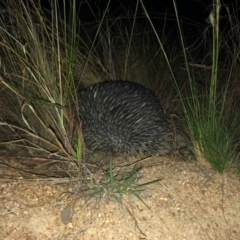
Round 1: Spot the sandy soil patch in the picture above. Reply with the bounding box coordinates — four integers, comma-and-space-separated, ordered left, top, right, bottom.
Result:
0, 156, 240, 240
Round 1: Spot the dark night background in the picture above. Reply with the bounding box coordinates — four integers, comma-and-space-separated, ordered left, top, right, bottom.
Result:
37, 0, 239, 52
38, 0, 239, 25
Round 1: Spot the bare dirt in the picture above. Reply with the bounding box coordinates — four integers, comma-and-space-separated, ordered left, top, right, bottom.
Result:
0, 156, 240, 240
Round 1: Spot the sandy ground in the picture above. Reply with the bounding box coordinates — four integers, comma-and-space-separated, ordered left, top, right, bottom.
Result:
0, 156, 240, 240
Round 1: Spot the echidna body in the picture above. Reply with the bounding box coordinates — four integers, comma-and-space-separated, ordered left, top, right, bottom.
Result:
78, 80, 174, 155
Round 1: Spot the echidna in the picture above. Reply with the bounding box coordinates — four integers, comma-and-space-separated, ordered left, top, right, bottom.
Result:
78, 80, 174, 155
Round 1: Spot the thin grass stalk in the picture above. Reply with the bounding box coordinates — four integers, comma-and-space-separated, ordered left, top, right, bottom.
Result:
209, 0, 221, 129
139, 0, 175, 81
123, 0, 139, 80
78, 0, 111, 85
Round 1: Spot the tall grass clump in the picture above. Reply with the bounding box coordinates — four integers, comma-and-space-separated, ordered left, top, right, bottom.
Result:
0, 0, 87, 178
141, 0, 240, 173
179, 0, 240, 173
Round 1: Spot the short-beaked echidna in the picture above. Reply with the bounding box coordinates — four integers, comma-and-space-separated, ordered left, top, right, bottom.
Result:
78, 80, 174, 155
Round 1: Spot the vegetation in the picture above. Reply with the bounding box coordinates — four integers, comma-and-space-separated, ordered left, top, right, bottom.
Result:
0, 0, 239, 206
171, 0, 240, 173
140, 0, 240, 173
